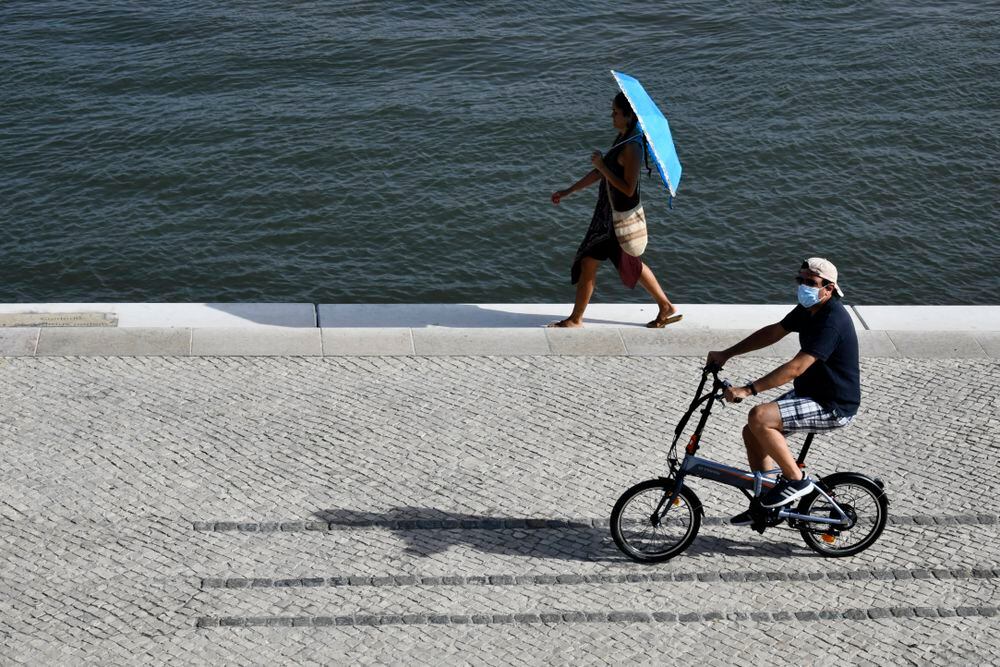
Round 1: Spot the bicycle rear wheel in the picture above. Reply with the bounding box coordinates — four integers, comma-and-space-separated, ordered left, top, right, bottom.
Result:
611, 479, 701, 563
797, 472, 888, 557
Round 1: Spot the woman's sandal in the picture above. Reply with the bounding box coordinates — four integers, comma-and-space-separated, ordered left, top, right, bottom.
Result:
646, 313, 683, 328
546, 319, 578, 328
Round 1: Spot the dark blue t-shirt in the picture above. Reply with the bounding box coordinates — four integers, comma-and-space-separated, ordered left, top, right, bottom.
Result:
779, 299, 861, 417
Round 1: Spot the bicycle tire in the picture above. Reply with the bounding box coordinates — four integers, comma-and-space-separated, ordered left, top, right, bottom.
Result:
797, 472, 888, 557
611, 478, 701, 563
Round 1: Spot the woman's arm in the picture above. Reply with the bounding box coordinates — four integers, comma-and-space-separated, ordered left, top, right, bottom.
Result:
551, 169, 600, 205
592, 142, 640, 197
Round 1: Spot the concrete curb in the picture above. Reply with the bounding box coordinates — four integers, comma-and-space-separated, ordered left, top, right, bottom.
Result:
0, 303, 315, 328
0, 303, 998, 357
0, 327, 997, 358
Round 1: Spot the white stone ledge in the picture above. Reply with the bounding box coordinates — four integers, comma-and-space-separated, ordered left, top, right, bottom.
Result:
0, 303, 315, 328
2, 327, 996, 359
412, 328, 551, 356
191, 328, 322, 356
0, 303, 998, 357
853, 305, 1000, 331
0, 328, 40, 356
321, 328, 414, 356
35, 328, 191, 356
317, 303, 864, 330
1, 302, 998, 331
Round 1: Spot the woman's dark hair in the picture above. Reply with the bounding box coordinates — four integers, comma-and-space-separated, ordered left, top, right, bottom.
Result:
613, 92, 651, 178
613, 92, 637, 133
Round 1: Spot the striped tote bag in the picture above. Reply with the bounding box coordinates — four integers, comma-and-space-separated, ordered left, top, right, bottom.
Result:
605, 179, 648, 257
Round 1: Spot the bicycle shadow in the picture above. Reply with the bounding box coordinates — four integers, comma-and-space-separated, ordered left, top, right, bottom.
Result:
683, 534, 813, 559
313, 507, 611, 563
311, 507, 815, 563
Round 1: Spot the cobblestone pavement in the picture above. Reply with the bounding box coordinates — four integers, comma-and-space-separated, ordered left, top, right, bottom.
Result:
1, 355, 998, 665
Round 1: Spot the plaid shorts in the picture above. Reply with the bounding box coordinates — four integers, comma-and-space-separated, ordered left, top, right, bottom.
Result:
775, 389, 853, 433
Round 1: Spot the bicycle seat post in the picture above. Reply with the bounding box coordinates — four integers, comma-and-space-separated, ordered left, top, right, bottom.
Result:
796, 433, 816, 467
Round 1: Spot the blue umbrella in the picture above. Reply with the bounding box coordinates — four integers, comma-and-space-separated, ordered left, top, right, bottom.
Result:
611, 70, 682, 200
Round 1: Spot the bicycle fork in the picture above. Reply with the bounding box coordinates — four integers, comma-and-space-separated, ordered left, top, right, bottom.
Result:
650, 476, 688, 527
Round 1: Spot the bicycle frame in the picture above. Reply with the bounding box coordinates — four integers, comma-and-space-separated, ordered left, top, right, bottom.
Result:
657, 367, 851, 528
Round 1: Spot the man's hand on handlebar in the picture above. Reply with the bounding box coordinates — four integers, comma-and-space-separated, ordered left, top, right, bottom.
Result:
724, 385, 752, 403
706, 350, 729, 371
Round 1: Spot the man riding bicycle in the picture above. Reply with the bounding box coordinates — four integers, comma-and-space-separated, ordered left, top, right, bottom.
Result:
706, 258, 860, 525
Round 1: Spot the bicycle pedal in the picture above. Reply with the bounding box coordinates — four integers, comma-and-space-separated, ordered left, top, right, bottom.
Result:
748, 507, 784, 533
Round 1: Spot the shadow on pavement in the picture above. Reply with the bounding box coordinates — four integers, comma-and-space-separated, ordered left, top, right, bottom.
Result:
312, 507, 815, 563
683, 534, 812, 559
313, 507, 611, 562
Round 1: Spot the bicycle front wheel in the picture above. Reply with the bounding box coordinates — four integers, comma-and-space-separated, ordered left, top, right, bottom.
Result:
611, 479, 701, 563
797, 472, 889, 557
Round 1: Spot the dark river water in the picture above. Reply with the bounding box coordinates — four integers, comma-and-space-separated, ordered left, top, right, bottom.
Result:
2, 1, 997, 304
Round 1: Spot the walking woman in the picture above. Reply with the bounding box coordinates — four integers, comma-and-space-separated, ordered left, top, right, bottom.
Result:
549, 92, 681, 328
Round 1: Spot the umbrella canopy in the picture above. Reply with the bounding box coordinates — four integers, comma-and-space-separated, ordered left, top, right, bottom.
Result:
611, 70, 682, 198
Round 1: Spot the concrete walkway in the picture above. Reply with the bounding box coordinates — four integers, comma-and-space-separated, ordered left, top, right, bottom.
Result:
0, 303, 999, 357
2, 302, 999, 663
2, 350, 999, 664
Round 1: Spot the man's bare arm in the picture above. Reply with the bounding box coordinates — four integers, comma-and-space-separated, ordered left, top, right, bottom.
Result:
751, 350, 817, 393
723, 350, 818, 402
708, 323, 788, 367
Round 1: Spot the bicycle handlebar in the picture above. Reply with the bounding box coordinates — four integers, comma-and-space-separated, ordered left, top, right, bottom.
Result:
671, 363, 740, 447
702, 364, 741, 403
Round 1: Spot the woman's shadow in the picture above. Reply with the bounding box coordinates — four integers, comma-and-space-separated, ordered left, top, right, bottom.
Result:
311, 507, 808, 563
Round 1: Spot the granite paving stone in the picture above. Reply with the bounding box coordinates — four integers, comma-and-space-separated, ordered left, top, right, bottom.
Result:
1, 355, 997, 664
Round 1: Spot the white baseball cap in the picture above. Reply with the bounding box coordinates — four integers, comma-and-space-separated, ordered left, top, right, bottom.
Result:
803, 257, 844, 297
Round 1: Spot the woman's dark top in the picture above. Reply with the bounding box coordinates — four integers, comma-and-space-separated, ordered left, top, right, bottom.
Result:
605, 137, 641, 212
570, 130, 643, 288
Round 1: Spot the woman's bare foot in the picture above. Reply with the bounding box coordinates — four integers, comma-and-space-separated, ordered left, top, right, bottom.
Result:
546, 318, 583, 328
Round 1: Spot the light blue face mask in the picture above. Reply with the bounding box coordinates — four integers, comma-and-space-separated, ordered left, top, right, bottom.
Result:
797, 284, 822, 308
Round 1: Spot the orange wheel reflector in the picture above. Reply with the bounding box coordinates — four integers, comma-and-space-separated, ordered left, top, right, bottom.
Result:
821, 534, 836, 544
673, 497, 681, 506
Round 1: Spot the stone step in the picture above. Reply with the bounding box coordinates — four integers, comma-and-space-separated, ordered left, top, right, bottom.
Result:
194, 574, 1000, 629
201, 563, 1000, 592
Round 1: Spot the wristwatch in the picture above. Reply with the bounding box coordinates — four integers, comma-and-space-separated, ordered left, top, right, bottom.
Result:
744, 382, 758, 396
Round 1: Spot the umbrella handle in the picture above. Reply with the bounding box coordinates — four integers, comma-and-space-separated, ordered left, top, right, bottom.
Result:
607, 134, 643, 153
